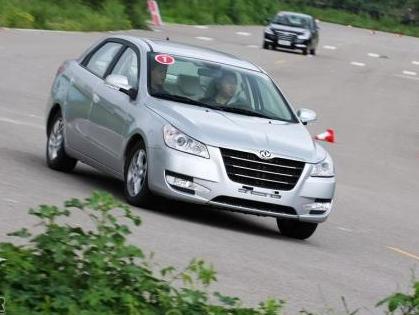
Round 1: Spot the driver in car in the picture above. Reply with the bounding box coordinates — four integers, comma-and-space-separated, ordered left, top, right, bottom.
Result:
201, 70, 238, 106
150, 61, 169, 94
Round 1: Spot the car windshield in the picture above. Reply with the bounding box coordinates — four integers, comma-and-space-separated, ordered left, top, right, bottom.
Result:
272, 14, 310, 29
147, 52, 297, 123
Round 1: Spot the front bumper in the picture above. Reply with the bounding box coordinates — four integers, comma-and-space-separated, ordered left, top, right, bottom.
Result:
264, 33, 309, 49
148, 145, 335, 223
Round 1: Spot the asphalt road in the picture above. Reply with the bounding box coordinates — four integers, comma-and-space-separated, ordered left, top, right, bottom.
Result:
1, 22, 419, 314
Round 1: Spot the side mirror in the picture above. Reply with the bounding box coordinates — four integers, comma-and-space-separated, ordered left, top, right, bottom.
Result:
297, 108, 317, 125
105, 74, 137, 99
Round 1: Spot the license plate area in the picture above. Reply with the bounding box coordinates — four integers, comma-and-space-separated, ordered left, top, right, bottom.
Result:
278, 40, 291, 46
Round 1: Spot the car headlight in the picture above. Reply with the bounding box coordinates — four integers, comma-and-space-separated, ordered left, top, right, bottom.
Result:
163, 125, 209, 159
264, 27, 274, 35
297, 32, 310, 40
310, 154, 335, 177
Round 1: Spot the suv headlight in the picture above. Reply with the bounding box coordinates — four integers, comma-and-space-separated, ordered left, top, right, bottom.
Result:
310, 154, 335, 177
163, 125, 209, 159
297, 31, 310, 40
264, 27, 274, 35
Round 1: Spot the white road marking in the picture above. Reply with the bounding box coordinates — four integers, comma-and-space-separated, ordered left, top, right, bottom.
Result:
246, 44, 259, 48
152, 29, 162, 32
195, 36, 213, 41
403, 70, 417, 76
0, 108, 42, 119
0, 117, 43, 129
236, 31, 251, 36
2, 198, 18, 204
351, 61, 366, 67
395, 74, 419, 81
337, 226, 353, 232
412, 61, 419, 65
323, 45, 336, 50
367, 53, 380, 58
194, 25, 208, 29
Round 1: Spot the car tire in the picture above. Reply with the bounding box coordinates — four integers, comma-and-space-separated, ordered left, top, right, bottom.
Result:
263, 42, 270, 49
124, 140, 153, 207
46, 111, 77, 172
276, 218, 318, 240
310, 48, 316, 55
302, 48, 308, 55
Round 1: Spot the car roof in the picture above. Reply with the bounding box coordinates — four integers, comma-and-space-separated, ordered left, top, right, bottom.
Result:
118, 36, 261, 72
277, 11, 313, 19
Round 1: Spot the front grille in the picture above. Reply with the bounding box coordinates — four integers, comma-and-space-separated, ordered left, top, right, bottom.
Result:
220, 148, 305, 191
211, 196, 297, 215
276, 31, 297, 42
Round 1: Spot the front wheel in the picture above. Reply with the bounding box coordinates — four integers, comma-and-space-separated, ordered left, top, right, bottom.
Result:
276, 218, 318, 240
302, 48, 308, 55
46, 112, 77, 172
124, 141, 153, 207
310, 48, 316, 55
263, 41, 270, 49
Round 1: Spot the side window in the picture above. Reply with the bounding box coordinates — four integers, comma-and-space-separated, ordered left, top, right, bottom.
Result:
86, 42, 123, 78
110, 48, 139, 88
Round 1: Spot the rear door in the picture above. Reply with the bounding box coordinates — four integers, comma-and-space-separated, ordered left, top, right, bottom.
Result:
88, 43, 140, 173
65, 41, 123, 154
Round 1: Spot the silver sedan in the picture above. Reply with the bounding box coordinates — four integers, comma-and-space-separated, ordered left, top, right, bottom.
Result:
45, 35, 336, 239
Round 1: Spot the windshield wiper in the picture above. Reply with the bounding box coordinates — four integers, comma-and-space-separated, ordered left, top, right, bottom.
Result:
152, 93, 220, 110
218, 107, 274, 120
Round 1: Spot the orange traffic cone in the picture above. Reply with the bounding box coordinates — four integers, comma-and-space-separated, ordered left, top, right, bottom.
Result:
315, 129, 335, 143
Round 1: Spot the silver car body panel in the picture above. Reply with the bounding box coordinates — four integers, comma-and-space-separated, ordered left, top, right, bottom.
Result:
46, 35, 336, 223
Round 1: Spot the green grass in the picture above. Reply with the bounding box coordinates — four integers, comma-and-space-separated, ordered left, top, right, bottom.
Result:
0, 0, 147, 31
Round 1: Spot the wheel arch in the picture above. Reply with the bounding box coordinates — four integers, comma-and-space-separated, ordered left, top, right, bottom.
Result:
46, 103, 62, 135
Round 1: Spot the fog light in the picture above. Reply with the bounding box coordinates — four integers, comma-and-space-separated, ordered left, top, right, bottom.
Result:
303, 202, 332, 212
166, 174, 210, 193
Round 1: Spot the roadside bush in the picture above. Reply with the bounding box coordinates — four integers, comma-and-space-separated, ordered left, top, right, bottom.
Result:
0, 192, 283, 314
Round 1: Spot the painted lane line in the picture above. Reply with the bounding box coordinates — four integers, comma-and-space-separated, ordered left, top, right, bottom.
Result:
236, 31, 251, 36
403, 70, 417, 76
246, 44, 259, 48
337, 226, 353, 232
3, 198, 18, 204
368, 52, 380, 58
194, 25, 209, 29
387, 246, 419, 262
195, 36, 213, 41
275, 59, 286, 64
0, 117, 43, 129
395, 74, 419, 81
351, 61, 366, 67
412, 61, 419, 65
323, 45, 336, 50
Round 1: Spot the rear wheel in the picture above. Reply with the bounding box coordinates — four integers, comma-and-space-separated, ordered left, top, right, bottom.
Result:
310, 48, 316, 55
276, 218, 318, 240
46, 112, 77, 172
302, 48, 308, 55
124, 141, 153, 207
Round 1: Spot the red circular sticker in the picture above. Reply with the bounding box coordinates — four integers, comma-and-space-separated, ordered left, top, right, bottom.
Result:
154, 54, 175, 65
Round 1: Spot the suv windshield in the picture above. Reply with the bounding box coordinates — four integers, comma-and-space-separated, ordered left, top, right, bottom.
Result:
272, 14, 310, 29
148, 52, 297, 123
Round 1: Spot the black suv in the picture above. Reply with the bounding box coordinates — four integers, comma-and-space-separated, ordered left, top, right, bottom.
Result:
263, 11, 319, 55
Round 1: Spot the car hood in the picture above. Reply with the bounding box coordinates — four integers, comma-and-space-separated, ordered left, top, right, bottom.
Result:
270, 24, 307, 35
146, 99, 325, 163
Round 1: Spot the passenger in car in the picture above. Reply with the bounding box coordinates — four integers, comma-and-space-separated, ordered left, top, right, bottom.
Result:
201, 70, 238, 106
150, 62, 169, 94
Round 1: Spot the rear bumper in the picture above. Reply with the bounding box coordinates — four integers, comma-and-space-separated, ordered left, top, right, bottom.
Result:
147, 145, 336, 223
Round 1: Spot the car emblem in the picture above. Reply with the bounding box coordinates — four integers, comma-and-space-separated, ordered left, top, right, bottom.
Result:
259, 150, 272, 159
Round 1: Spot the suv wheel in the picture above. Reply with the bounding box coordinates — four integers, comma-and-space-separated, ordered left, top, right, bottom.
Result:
124, 141, 153, 207
276, 218, 318, 240
46, 112, 77, 172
